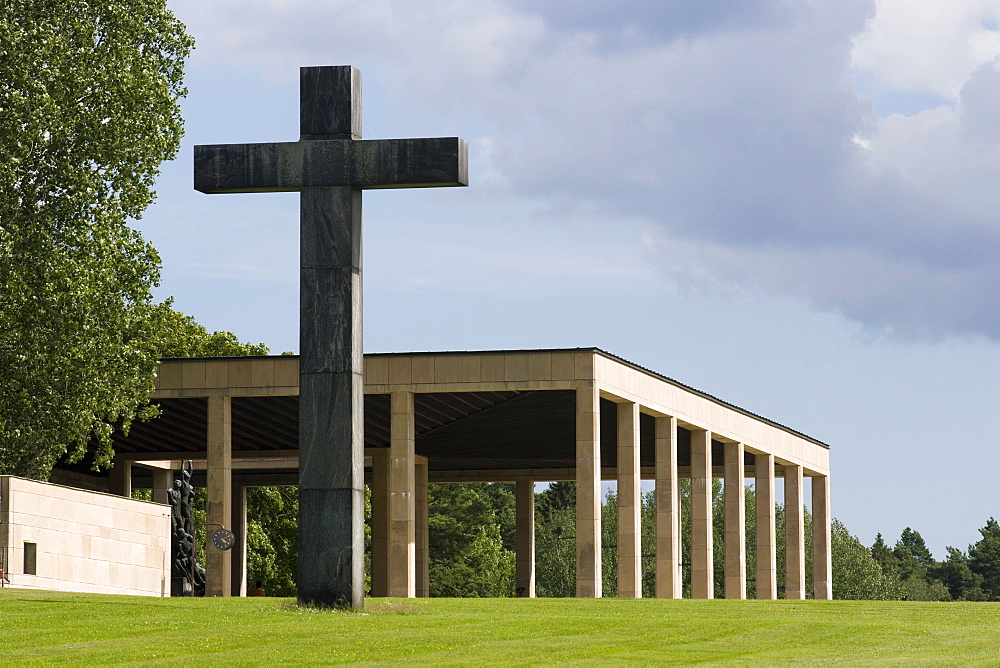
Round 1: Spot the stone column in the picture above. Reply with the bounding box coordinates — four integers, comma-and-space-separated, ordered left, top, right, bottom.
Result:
108, 461, 132, 497
369, 448, 389, 597
515, 479, 536, 598
617, 401, 641, 598
655, 415, 681, 599
690, 429, 713, 599
754, 452, 777, 599
724, 441, 746, 599
297, 181, 365, 608
230, 484, 248, 597
151, 469, 173, 505
415, 455, 430, 598
812, 475, 832, 600
388, 391, 416, 598
576, 383, 602, 598
784, 464, 805, 600
206, 393, 232, 597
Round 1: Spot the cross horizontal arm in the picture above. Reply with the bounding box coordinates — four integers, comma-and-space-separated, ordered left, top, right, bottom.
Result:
194, 137, 468, 193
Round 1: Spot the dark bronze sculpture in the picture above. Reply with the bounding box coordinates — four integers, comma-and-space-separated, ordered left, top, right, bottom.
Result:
168, 460, 205, 596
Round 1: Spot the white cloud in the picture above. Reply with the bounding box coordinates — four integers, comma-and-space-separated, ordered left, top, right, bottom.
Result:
852, 0, 1000, 99
167, 0, 1000, 341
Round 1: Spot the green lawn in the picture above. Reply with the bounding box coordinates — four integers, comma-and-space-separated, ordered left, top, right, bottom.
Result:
2, 589, 999, 665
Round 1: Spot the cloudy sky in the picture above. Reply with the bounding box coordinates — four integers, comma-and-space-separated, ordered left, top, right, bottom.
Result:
144, 0, 1000, 557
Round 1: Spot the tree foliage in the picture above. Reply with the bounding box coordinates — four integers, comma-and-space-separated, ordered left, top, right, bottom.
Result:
968, 518, 1000, 600
0, 0, 193, 479
833, 520, 904, 600
930, 546, 986, 601
427, 483, 515, 597
157, 310, 270, 358
246, 486, 298, 597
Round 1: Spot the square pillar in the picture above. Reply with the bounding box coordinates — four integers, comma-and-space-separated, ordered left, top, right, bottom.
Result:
655, 415, 681, 599
617, 401, 641, 598
812, 475, 832, 600
369, 449, 389, 597
388, 391, 416, 598
296, 183, 365, 609
690, 429, 713, 599
206, 393, 232, 597
515, 479, 536, 597
575, 383, 602, 598
230, 484, 248, 597
415, 455, 429, 598
784, 464, 805, 600
723, 442, 746, 599
108, 461, 132, 498
151, 469, 173, 505
755, 452, 777, 599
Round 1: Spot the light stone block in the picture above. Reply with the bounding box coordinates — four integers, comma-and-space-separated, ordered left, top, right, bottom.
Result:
551, 353, 575, 380
481, 354, 505, 382
205, 394, 232, 597
574, 351, 594, 380
388, 391, 416, 597
755, 452, 777, 599
205, 361, 230, 388
515, 480, 536, 598
155, 363, 184, 390
433, 356, 458, 384
251, 359, 276, 387
388, 357, 412, 385
575, 384, 602, 598
504, 354, 529, 381
527, 353, 552, 381
229, 360, 253, 388
784, 464, 806, 600
723, 441, 746, 599
1, 476, 170, 596
411, 356, 434, 383
364, 356, 388, 385
181, 362, 207, 389
454, 356, 481, 382
690, 429, 713, 599
617, 401, 641, 598
655, 415, 681, 599
812, 475, 833, 600
274, 358, 300, 387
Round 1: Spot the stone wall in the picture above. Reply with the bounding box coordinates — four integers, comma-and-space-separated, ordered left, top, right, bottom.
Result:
0, 476, 171, 596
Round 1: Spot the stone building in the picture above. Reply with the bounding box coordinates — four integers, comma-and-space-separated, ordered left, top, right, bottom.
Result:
0, 476, 171, 596
52, 347, 831, 600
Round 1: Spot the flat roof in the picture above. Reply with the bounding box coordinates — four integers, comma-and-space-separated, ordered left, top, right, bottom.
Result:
159, 347, 828, 449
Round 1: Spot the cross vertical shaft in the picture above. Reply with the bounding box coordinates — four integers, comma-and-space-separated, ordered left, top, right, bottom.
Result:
297, 186, 364, 607
297, 67, 364, 607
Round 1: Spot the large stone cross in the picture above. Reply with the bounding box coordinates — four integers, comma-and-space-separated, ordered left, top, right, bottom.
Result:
194, 66, 467, 607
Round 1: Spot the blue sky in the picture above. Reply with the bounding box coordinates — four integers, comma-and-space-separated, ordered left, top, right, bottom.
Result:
143, 0, 1000, 557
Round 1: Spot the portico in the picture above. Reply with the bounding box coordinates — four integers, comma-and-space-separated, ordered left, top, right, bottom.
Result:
95, 347, 831, 600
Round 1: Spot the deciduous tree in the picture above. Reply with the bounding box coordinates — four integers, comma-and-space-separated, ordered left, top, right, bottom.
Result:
832, 520, 903, 600
0, 0, 193, 479
157, 310, 269, 358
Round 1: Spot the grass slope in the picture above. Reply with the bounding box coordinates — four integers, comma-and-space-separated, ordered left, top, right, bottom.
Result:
3, 589, 1000, 665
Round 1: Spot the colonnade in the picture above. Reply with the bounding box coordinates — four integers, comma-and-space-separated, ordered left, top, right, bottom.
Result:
572, 384, 832, 599
110, 385, 832, 600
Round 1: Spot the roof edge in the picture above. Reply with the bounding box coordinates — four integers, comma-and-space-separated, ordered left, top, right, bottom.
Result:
157, 347, 829, 449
